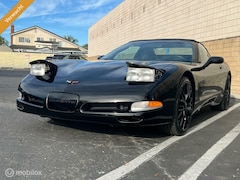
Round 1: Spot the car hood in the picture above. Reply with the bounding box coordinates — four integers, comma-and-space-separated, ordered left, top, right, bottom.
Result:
53, 59, 179, 83
21, 60, 181, 102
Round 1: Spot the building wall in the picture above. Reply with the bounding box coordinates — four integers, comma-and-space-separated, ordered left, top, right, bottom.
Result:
203, 37, 240, 94
89, 0, 240, 56
89, 0, 240, 94
0, 52, 51, 69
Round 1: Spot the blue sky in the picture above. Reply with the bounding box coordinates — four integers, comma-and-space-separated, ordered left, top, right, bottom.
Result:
0, 0, 123, 46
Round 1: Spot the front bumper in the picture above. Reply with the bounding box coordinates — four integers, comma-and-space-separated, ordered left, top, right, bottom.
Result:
16, 97, 172, 126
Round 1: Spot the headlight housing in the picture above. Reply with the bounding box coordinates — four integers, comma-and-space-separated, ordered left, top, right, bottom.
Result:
126, 67, 155, 82
29, 60, 58, 82
30, 64, 46, 76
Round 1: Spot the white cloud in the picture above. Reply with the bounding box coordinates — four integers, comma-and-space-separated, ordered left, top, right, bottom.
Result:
0, 2, 11, 17
45, 12, 106, 27
19, 0, 120, 18
0, 2, 7, 9
77, 0, 114, 11
15, 0, 122, 29
19, 0, 74, 18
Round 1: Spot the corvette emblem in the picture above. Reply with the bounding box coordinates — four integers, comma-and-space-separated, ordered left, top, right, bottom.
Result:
66, 80, 80, 85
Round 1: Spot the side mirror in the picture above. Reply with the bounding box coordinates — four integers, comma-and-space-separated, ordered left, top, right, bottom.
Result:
207, 56, 224, 64
98, 55, 104, 60
191, 56, 224, 71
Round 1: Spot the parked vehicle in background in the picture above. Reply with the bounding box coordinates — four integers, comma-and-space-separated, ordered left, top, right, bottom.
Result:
45, 56, 53, 60
45, 54, 87, 61
52, 54, 87, 60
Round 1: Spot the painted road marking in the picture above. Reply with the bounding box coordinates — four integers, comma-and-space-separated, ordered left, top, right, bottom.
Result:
96, 103, 240, 180
179, 122, 240, 180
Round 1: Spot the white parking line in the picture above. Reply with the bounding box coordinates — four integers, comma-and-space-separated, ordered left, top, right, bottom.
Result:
96, 103, 240, 180
179, 122, 240, 180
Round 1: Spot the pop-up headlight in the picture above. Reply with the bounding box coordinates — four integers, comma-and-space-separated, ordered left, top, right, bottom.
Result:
30, 64, 46, 76
126, 67, 155, 82
29, 60, 57, 82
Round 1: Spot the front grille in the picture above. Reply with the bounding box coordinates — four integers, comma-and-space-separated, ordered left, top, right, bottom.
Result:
81, 102, 131, 113
47, 92, 79, 112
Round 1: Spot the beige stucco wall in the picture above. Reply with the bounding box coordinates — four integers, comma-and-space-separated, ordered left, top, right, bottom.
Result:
0, 52, 51, 69
203, 37, 240, 94
89, 0, 240, 56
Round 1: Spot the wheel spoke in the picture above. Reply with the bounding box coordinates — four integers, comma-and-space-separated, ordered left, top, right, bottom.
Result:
178, 111, 186, 130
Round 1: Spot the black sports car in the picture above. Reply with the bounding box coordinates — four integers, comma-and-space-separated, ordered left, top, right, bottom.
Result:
17, 39, 231, 135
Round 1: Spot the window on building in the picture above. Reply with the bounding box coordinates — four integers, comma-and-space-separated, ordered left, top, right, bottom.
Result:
49, 38, 56, 42
19, 37, 31, 43
19, 37, 24, 42
25, 38, 30, 43
37, 37, 44, 41
59, 41, 64, 47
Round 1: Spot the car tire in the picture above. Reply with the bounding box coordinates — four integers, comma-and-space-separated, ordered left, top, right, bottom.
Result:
161, 77, 193, 136
212, 74, 231, 111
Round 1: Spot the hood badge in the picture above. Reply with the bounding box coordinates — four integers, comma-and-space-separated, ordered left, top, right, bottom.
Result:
66, 80, 80, 85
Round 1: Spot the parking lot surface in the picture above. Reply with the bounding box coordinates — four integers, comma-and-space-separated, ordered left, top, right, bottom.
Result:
0, 69, 239, 180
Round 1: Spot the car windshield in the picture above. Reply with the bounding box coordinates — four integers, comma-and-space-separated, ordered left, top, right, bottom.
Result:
100, 40, 194, 62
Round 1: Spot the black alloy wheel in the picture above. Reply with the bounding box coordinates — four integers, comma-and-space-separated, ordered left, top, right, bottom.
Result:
170, 77, 194, 135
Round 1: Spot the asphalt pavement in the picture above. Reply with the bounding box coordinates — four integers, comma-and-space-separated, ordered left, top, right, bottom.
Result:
0, 69, 239, 180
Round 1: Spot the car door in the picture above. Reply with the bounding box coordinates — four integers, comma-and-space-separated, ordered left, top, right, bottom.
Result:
197, 43, 225, 102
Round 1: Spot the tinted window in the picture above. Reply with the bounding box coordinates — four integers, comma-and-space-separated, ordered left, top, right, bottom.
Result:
113, 46, 140, 60
198, 43, 210, 63
101, 40, 194, 62
154, 47, 193, 55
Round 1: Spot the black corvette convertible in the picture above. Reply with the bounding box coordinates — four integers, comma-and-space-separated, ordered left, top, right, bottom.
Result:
17, 39, 231, 135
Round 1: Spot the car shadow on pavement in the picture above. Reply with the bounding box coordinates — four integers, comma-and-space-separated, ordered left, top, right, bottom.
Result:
48, 119, 168, 138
